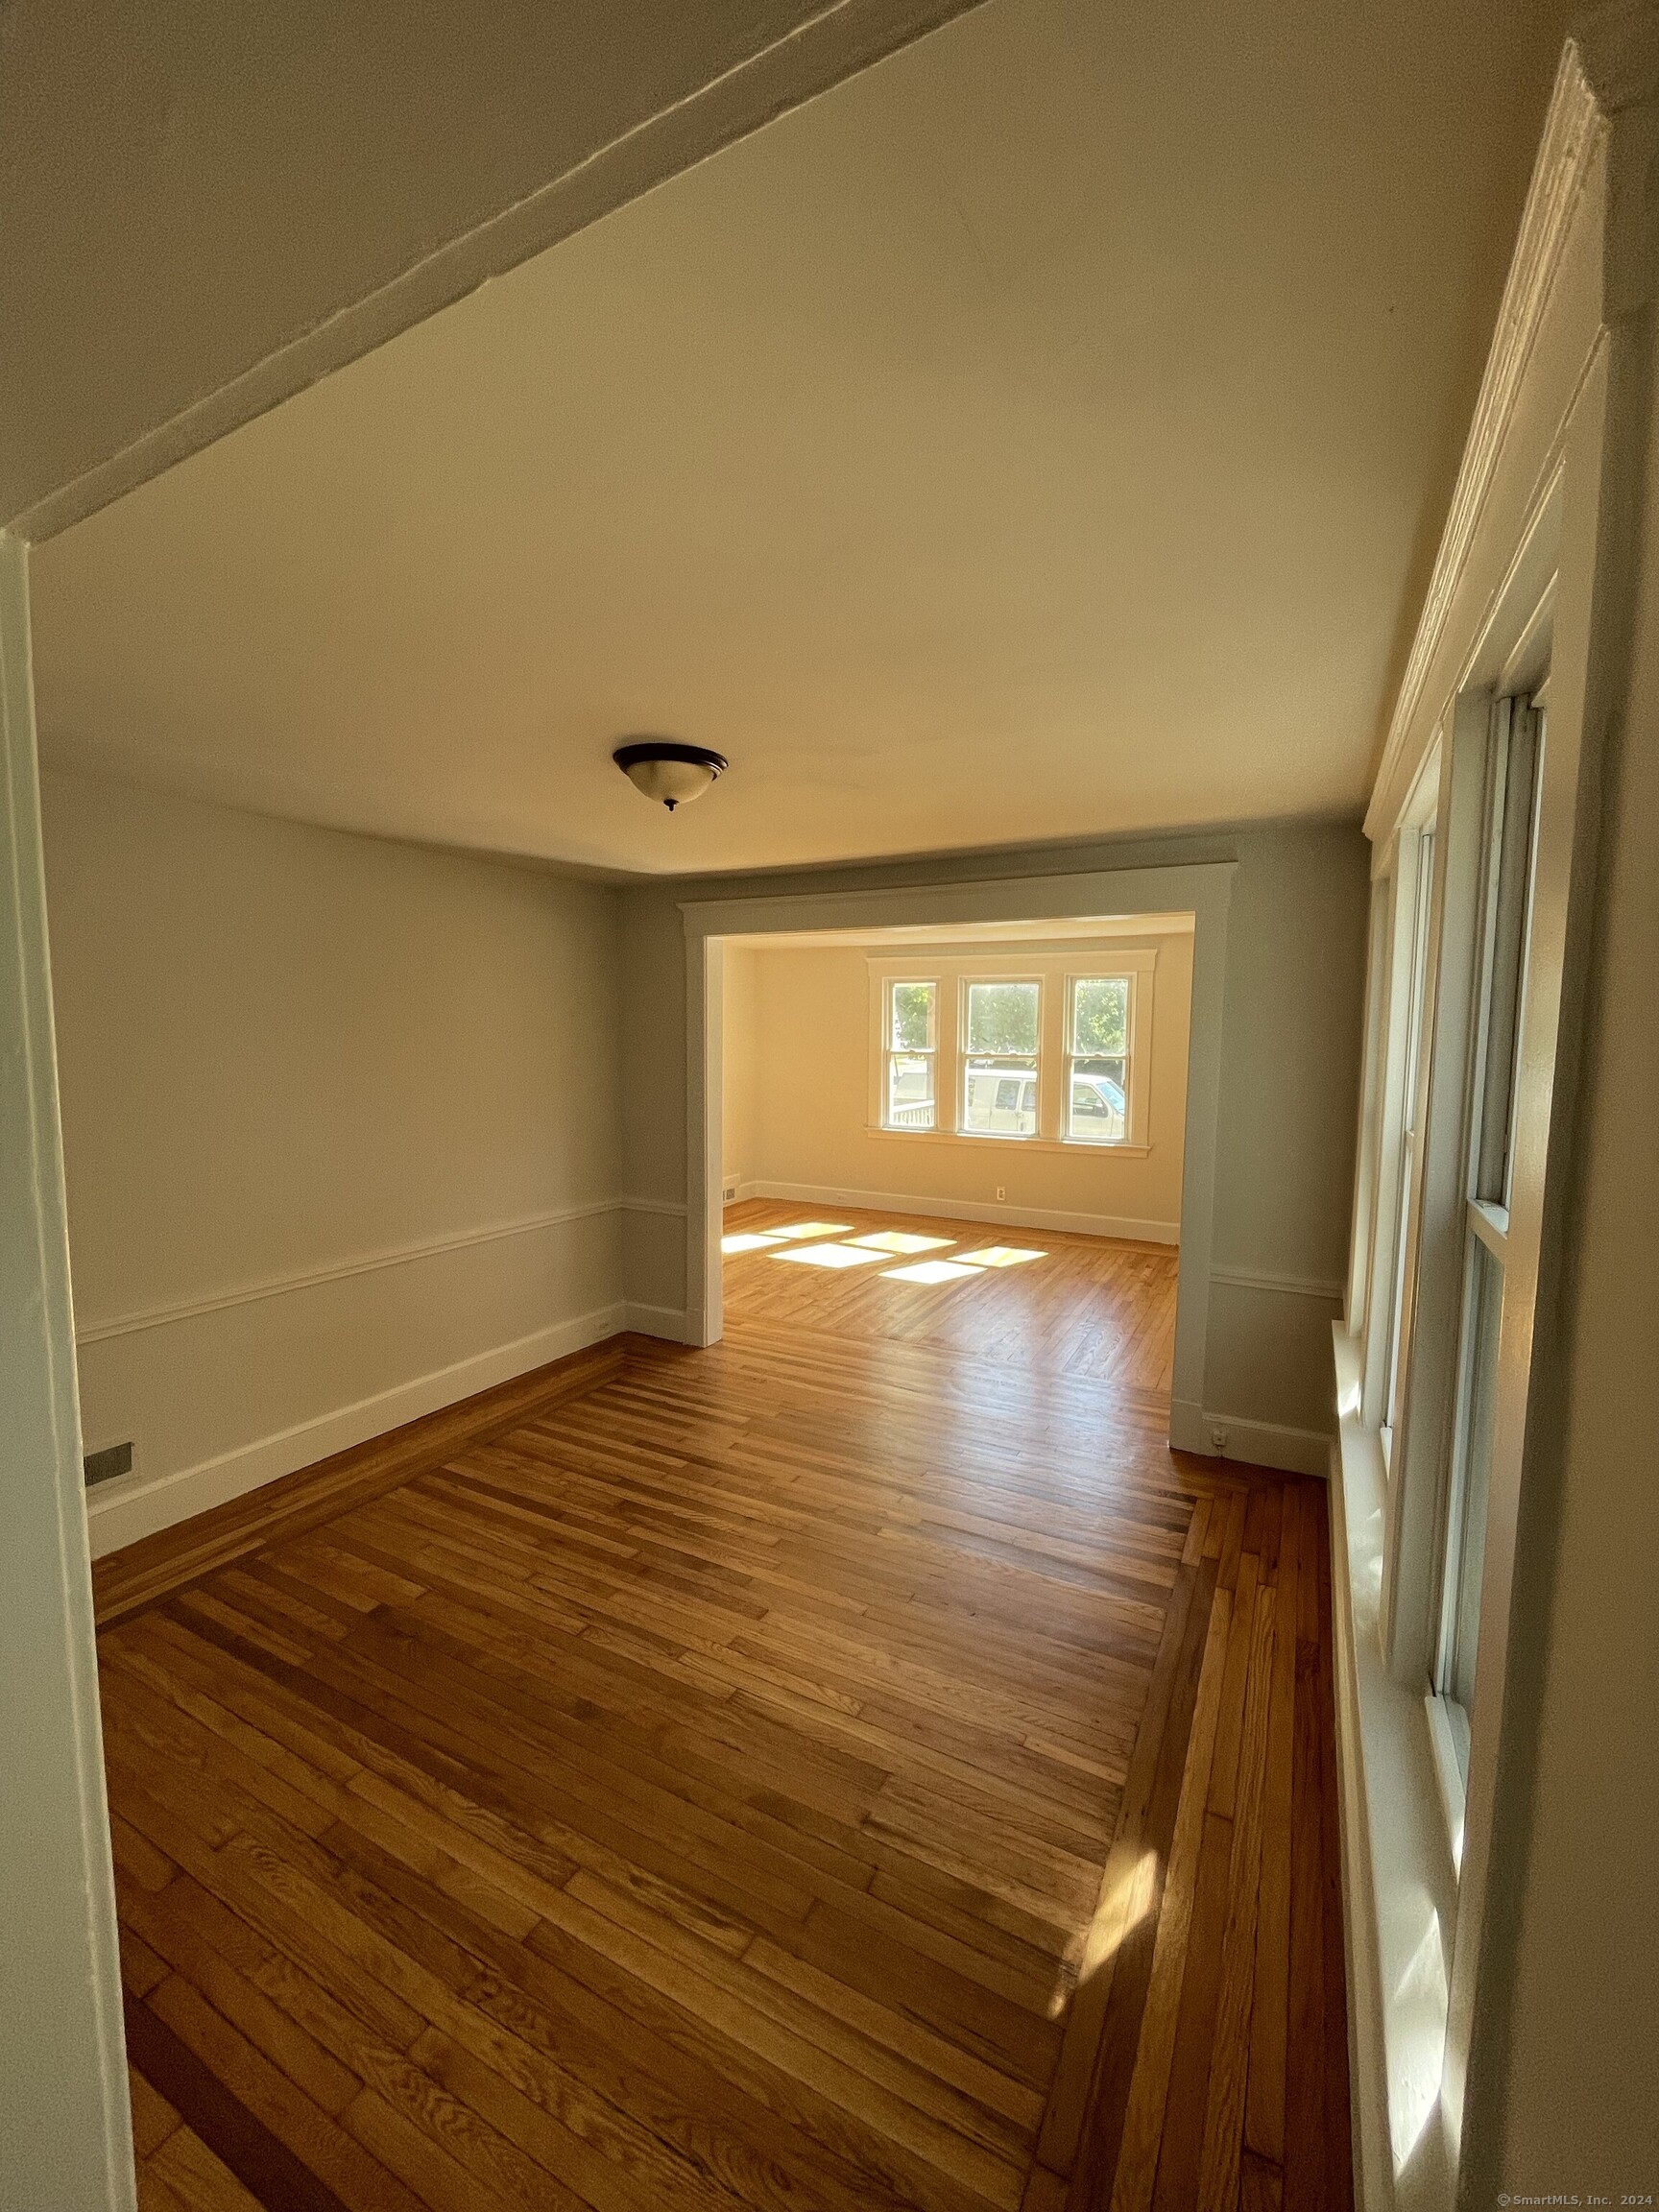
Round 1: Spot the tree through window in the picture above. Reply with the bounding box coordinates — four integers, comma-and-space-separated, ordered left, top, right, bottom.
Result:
1068, 976, 1129, 1142
881, 979, 937, 1128
962, 981, 1040, 1137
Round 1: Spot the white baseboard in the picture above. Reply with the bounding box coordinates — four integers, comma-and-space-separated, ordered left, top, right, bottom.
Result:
85, 1301, 627, 1558
1169, 1396, 1332, 1478
734, 1179, 1180, 1246
624, 1303, 689, 1342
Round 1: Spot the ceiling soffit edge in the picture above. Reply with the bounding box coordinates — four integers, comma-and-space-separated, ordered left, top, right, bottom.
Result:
8, 0, 989, 544
1363, 35, 1613, 843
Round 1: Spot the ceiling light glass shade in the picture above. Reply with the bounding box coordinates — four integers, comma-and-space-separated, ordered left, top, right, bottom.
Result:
613, 739, 729, 810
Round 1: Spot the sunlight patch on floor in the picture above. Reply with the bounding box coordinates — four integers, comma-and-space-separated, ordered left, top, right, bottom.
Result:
774, 1241, 887, 1268
848, 1230, 954, 1253
1055, 1844, 1162, 2017
729, 1218, 1054, 1286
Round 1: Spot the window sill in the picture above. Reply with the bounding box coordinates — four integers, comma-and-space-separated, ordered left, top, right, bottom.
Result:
1424, 1692, 1467, 1874
1329, 1326, 1459, 2208
868, 1126, 1151, 1159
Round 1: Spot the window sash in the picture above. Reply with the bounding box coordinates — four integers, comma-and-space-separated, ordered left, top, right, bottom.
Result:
1435, 1226, 1504, 1773
1431, 689, 1543, 1790
881, 979, 937, 1129
959, 1052, 1039, 1138
1471, 700, 1543, 1207
1384, 827, 1437, 1439
1065, 974, 1133, 1144
958, 978, 1041, 1138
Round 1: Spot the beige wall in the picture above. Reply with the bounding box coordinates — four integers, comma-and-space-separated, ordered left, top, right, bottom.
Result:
41, 770, 624, 1551
722, 933, 1191, 1238
622, 816, 1370, 1454
721, 941, 761, 1197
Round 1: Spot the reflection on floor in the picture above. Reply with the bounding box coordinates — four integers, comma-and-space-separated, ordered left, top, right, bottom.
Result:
95, 1205, 1350, 2212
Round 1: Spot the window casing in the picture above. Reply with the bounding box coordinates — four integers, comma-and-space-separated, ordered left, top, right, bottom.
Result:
868, 946, 1161, 1151
1350, 670, 1551, 1869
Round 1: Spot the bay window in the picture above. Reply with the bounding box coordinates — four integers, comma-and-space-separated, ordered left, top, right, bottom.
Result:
868, 946, 1161, 1150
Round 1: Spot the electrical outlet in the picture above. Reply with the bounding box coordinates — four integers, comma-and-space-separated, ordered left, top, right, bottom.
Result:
996, 1186, 1006, 1201
1209, 1424, 1229, 1454
722, 1178, 739, 1202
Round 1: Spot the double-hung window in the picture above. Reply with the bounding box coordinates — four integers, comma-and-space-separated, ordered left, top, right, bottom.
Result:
1433, 690, 1544, 1788
960, 980, 1040, 1138
869, 945, 1162, 1147
1067, 975, 1130, 1142
881, 979, 937, 1130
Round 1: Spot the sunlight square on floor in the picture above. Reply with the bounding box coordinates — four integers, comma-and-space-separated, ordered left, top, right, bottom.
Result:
754, 1220, 853, 1240
880, 1259, 984, 1284
773, 1241, 887, 1267
722, 1232, 789, 1253
954, 1245, 1046, 1267
848, 1230, 955, 1253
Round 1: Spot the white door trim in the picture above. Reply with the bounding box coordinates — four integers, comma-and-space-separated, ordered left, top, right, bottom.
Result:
678, 861, 1236, 1454
0, 533, 133, 2210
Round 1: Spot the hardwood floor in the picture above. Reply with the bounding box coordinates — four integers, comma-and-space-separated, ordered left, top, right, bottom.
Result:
97, 1203, 1351, 2211
719, 1202, 1179, 1394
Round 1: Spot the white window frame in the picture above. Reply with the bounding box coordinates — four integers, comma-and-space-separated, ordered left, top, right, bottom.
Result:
1063, 972, 1137, 1146
878, 975, 939, 1132
865, 945, 1158, 1153
1358, 749, 1440, 1443
957, 971, 1045, 1141
1425, 680, 1546, 1843
1335, 406, 1595, 2200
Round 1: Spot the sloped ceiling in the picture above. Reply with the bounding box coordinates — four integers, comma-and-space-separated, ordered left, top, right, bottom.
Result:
30, 0, 1574, 876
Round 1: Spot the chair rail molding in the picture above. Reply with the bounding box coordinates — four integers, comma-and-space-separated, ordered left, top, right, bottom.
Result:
74, 1196, 625, 1345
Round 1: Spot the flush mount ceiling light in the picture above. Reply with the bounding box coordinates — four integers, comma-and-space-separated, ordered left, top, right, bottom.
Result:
612, 738, 729, 811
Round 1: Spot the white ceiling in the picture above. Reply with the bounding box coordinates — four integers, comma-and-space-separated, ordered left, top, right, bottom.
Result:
30, 0, 1570, 878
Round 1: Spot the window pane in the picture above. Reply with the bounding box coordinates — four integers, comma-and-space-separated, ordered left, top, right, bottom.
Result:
1386, 827, 1436, 1427
966, 981, 1039, 1056
1476, 702, 1542, 1204
963, 1057, 1038, 1135
1443, 1237, 1503, 1753
1069, 1056, 1126, 1141
890, 980, 935, 1053
1071, 977, 1127, 1055
886, 1052, 935, 1129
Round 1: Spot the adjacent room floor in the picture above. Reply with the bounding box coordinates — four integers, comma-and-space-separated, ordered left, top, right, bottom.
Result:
95, 1203, 1352, 2212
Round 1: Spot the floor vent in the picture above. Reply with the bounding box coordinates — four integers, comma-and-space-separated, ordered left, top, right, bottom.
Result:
84, 1440, 133, 1488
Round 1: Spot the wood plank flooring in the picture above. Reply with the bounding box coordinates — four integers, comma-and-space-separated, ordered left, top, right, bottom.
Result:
720, 1205, 1179, 1394
97, 1202, 1351, 2211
